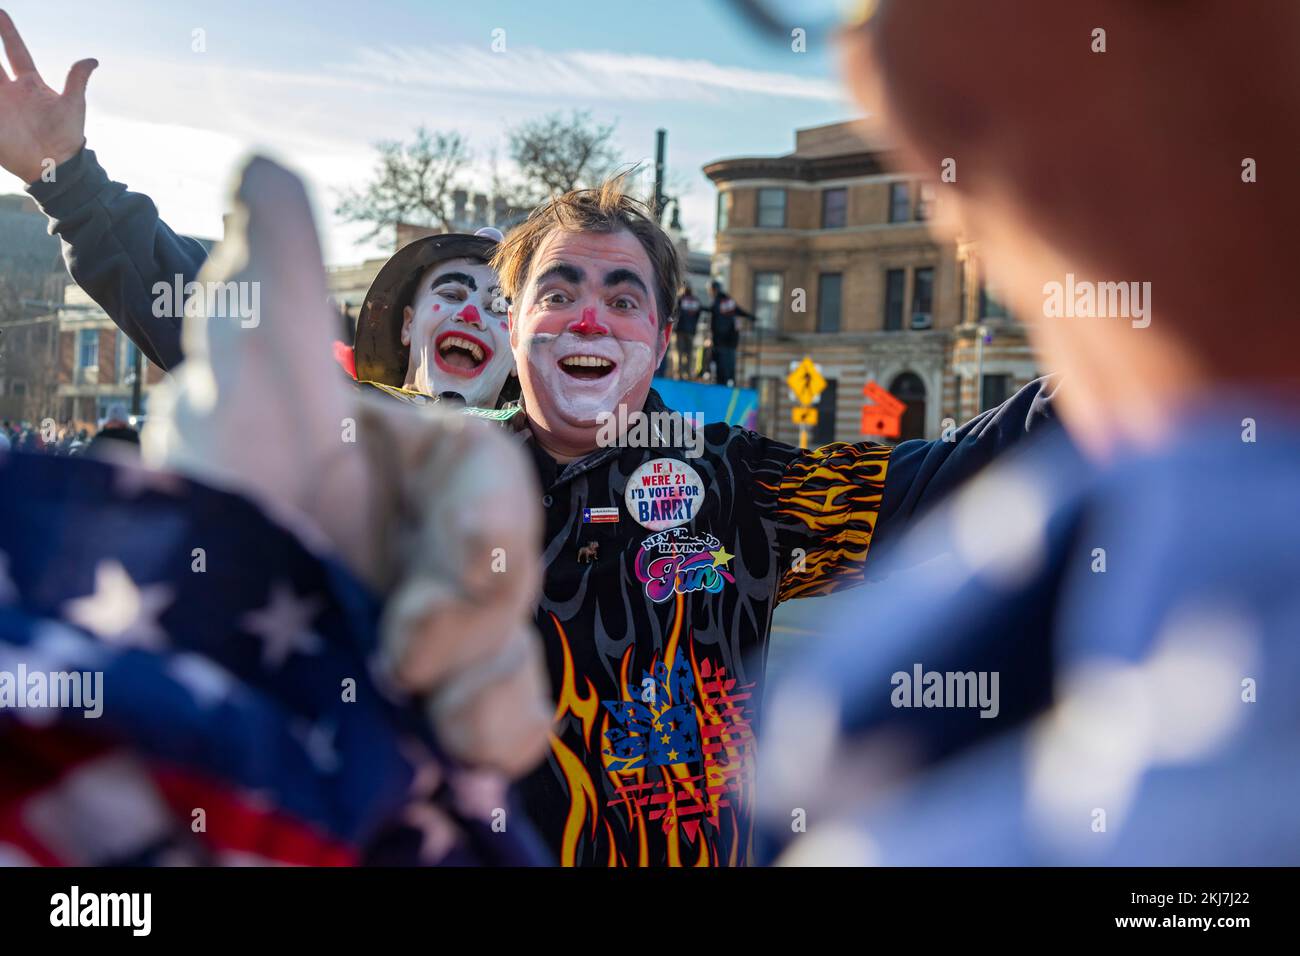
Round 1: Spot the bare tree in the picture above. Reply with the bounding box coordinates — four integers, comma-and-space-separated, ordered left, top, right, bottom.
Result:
337, 127, 471, 242
0, 279, 58, 422
507, 111, 623, 202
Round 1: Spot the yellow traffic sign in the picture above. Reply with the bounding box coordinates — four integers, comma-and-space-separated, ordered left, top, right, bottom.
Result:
786, 357, 827, 407
792, 406, 819, 426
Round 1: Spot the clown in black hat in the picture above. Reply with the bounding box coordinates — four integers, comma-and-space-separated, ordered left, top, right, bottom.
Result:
352, 226, 520, 410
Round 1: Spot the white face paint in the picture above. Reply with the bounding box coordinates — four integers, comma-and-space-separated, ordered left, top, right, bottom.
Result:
508, 227, 670, 460
401, 258, 514, 407
525, 330, 656, 427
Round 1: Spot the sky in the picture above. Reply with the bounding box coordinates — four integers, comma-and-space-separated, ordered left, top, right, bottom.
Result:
4, 0, 860, 265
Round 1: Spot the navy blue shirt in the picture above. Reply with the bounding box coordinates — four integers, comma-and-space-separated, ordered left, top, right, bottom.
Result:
760, 403, 1300, 865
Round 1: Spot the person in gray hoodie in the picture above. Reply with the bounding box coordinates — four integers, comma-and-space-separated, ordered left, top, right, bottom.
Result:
0, 10, 520, 411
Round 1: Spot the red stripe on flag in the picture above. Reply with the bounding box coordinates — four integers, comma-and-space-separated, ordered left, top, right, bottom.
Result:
151, 767, 357, 866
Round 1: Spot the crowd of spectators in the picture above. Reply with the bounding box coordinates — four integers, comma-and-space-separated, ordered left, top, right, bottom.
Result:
1, 407, 140, 458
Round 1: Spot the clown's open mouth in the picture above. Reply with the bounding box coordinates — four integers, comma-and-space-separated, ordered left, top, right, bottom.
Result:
434, 331, 493, 378
558, 355, 617, 381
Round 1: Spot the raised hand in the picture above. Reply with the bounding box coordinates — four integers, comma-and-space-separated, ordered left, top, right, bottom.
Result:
0, 10, 97, 184
141, 154, 551, 777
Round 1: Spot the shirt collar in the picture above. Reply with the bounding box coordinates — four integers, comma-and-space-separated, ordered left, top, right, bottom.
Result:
523, 388, 676, 490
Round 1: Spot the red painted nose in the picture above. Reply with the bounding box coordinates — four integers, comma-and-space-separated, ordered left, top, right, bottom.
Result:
456, 304, 483, 327
568, 307, 609, 336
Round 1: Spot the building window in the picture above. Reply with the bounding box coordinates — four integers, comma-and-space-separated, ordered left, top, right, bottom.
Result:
916, 182, 935, 221
817, 273, 843, 333
981, 373, 1012, 412
821, 188, 847, 229
716, 190, 730, 233
77, 329, 99, 369
752, 271, 783, 332
889, 182, 911, 223
757, 188, 787, 228
883, 268, 906, 331
910, 267, 934, 328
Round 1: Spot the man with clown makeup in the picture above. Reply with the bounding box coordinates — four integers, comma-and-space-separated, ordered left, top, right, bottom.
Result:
1, 14, 1061, 867
351, 227, 520, 409
471, 180, 1060, 866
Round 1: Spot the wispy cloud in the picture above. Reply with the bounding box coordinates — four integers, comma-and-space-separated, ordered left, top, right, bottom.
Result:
337, 44, 847, 104
64, 41, 848, 265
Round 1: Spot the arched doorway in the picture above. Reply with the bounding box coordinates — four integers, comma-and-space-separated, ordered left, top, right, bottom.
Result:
889, 372, 927, 441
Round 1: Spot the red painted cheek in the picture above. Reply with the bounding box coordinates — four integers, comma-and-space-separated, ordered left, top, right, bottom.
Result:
433, 304, 440, 312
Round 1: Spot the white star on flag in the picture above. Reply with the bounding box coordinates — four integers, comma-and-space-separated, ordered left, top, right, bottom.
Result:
62, 560, 173, 650
241, 582, 323, 669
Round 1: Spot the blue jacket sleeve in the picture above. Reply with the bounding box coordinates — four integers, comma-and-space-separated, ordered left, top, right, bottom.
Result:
746, 376, 1063, 602
872, 375, 1064, 555
25, 146, 211, 371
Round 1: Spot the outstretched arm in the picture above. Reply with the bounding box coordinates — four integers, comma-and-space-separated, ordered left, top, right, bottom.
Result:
749, 376, 1063, 601
0, 11, 207, 370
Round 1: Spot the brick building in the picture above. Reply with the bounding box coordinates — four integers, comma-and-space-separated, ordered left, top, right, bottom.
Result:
49, 282, 168, 425
703, 121, 1040, 445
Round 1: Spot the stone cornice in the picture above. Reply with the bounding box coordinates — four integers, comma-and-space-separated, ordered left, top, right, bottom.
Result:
703, 151, 896, 184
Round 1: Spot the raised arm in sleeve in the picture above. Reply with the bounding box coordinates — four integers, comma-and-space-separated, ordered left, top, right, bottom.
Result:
25, 146, 211, 370
870, 375, 1062, 552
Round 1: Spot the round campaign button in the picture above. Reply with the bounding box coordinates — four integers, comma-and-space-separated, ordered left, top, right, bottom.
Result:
624, 458, 706, 531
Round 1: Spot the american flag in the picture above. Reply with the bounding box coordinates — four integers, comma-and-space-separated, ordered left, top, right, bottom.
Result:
0, 451, 547, 866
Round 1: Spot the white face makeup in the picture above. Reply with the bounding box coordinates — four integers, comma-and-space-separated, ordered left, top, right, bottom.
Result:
401, 258, 514, 407
525, 330, 657, 427
508, 228, 671, 460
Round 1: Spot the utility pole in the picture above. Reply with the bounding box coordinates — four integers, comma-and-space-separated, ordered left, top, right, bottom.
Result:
653, 129, 667, 223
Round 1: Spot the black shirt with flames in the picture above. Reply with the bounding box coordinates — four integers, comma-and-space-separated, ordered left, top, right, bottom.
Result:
511, 380, 1060, 866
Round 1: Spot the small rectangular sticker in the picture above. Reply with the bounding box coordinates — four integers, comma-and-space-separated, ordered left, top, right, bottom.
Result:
583, 507, 620, 524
